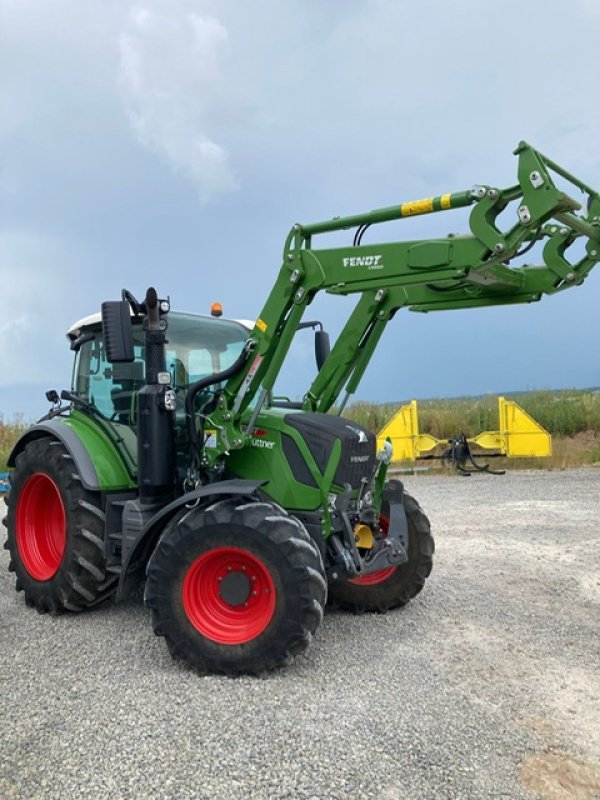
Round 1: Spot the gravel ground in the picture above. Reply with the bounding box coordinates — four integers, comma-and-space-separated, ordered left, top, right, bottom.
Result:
1, 469, 599, 800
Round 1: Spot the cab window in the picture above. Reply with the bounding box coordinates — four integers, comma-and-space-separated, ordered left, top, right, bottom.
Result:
72, 313, 248, 426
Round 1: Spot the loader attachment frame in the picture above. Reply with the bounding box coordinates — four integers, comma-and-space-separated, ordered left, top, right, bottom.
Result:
376, 397, 552, 472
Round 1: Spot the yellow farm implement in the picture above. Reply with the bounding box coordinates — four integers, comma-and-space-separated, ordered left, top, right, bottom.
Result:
377, 397, 551, 474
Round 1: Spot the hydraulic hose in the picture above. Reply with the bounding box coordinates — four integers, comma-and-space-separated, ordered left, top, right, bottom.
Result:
185, 346, 251, 451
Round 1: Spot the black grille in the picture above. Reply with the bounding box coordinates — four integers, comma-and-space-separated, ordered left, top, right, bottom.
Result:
283, 412, 376, 489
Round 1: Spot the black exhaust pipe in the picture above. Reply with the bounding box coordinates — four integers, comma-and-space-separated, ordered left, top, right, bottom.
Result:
137, 287, 175, 505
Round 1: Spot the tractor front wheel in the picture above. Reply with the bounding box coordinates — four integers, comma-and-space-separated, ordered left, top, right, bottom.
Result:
145, 498, 327, 674
328, 491, 434, 613
4, 438, 117, 612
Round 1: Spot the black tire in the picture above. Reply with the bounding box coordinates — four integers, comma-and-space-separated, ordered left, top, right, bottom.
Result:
328, 491, 434, 613
145, 498, 327, 675
3, 438, 117, 613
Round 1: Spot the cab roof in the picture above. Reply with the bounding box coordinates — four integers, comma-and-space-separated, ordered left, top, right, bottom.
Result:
66, 311, 254, 342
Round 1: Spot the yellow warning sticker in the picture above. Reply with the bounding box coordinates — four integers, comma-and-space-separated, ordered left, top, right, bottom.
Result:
400, 197, 434, 217
440, 193, 452, 209
256, 318, 267, 333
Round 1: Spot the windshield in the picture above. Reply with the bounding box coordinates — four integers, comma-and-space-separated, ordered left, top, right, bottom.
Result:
164, 314, 248, 388
73, 313, 248, 424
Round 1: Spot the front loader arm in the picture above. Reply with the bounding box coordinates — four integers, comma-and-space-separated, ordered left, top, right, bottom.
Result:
209, 141, 600, 453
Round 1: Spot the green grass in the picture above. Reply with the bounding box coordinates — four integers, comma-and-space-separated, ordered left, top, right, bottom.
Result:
0, 415, 28, 472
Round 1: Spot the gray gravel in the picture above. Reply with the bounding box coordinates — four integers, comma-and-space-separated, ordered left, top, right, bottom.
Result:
1, 469, 599, 800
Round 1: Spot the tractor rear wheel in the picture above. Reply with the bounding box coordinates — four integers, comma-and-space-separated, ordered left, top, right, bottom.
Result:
328, 491, 434, 613
3, 438, 116, 612
145, 498, 327, 674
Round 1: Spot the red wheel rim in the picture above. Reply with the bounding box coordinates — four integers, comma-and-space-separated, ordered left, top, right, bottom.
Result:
349, 514, 398, 586
182, 547, 276, 645
16, 472, 66, 581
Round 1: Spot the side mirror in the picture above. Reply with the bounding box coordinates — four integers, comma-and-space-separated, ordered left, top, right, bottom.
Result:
314, 329, 330, 371
101, 300, 134, 363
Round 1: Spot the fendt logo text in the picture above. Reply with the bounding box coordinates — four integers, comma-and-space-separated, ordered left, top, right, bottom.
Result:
343, 255, 383, 270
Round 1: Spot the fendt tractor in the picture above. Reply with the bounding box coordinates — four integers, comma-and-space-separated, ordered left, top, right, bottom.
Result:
4, 142, 599, 674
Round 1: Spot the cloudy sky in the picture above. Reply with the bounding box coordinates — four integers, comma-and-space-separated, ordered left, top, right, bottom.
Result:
2, 0, 600, 420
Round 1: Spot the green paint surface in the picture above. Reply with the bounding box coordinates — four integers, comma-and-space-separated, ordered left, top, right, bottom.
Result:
61, 411, 136, 491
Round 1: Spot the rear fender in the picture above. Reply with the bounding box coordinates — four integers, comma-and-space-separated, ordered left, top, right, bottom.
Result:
8, 417, 135, 492
8, 421, 100, 491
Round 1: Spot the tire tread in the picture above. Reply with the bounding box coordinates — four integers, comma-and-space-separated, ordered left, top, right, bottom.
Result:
4, 437, 117, 613
145, 498, 327, 675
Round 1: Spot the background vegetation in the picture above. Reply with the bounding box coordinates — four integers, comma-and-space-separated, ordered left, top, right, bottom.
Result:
2, 389, 599, 472
0, 415, 28, 473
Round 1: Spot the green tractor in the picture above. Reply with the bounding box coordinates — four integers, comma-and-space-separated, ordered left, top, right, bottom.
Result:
4, 142, 599, 674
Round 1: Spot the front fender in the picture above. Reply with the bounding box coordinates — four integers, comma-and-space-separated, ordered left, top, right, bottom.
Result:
116, 479, 266, 601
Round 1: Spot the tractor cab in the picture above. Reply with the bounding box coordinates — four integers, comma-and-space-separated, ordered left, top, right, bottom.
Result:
66, 310, 251, 487
66, 311, 250, 429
